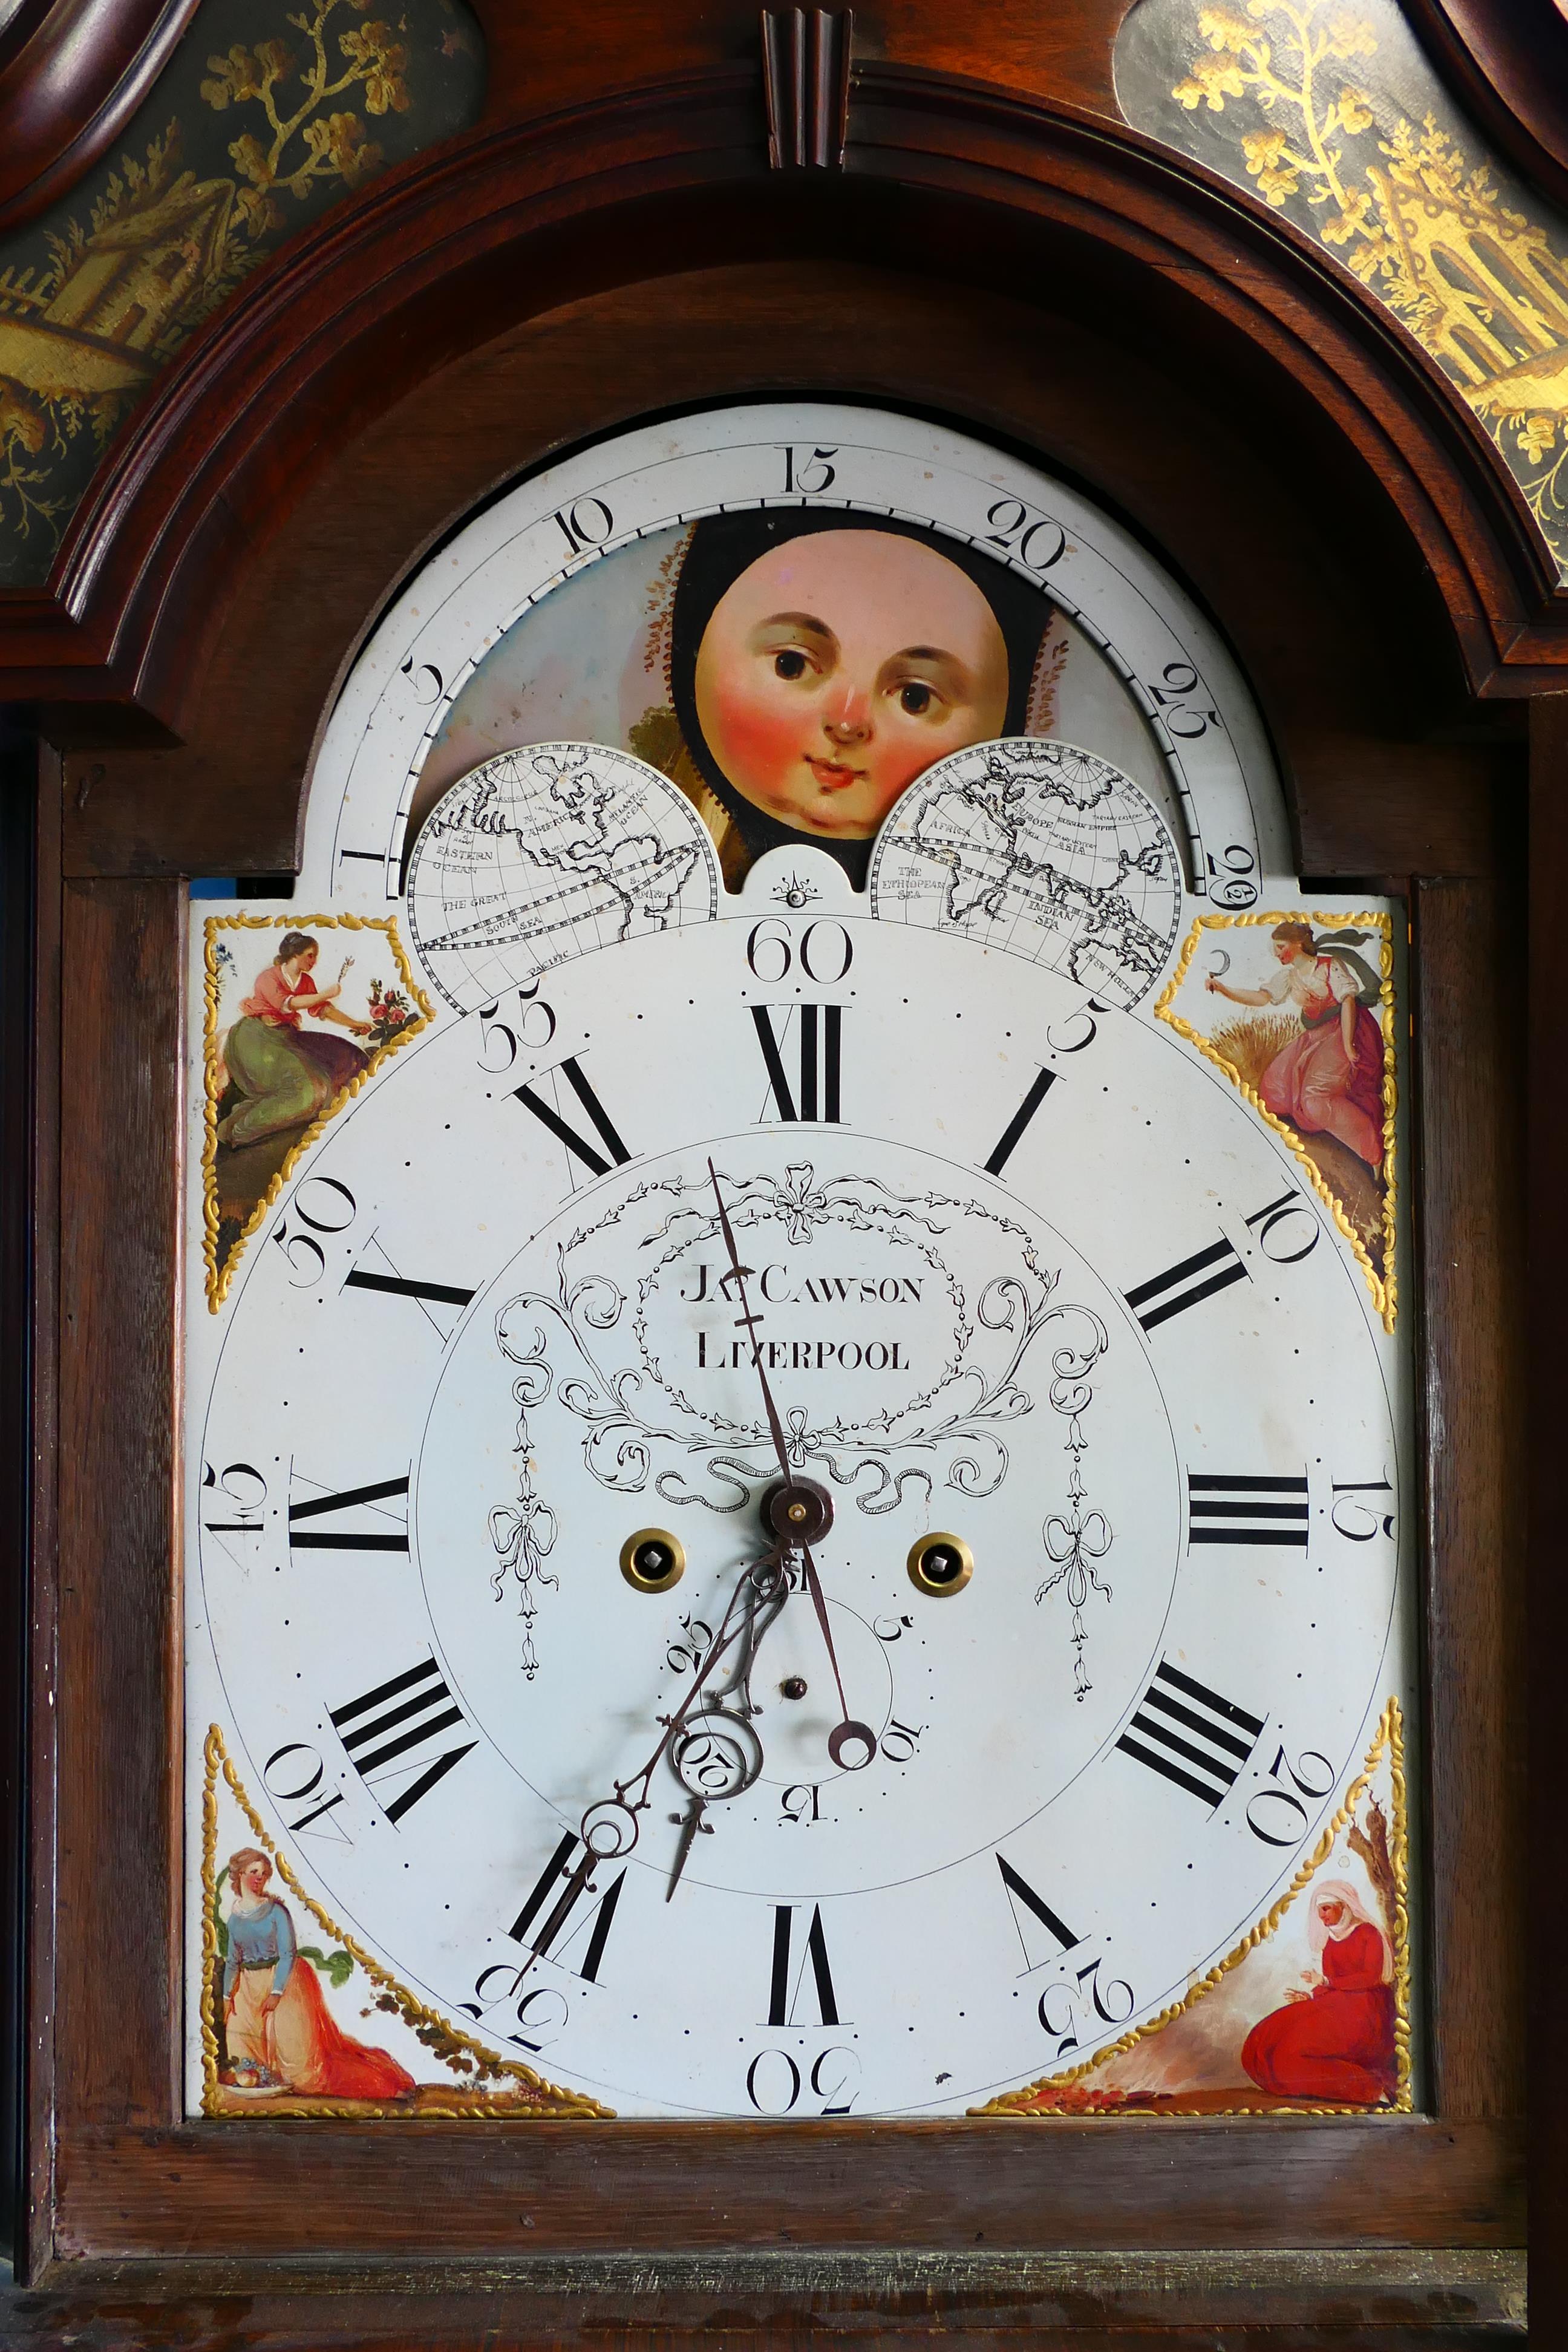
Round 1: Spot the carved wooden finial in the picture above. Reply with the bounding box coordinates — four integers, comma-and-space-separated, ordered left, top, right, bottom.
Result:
761, 8, 852, 170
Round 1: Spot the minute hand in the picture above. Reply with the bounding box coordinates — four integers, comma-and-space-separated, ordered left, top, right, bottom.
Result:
705, 1159, 869, 1765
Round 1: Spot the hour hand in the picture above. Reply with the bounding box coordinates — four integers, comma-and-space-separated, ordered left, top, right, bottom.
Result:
665, 1796, 713, 1901
664, 1700, 765, 1899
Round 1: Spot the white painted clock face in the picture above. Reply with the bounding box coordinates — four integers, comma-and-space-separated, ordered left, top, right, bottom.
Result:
192, 860, 1402, 2118
186, 403, 1411, 2120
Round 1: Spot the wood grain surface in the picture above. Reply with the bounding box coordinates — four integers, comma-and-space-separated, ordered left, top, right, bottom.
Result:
0, 2247, 1531, 2346
0, 0, 201, 234
1528, 698, 1568, 2346
53, 877, 183, 2143
1413, 876, 1527, 2123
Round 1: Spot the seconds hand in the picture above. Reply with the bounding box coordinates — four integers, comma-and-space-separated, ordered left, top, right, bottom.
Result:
707, 1158, 874, 1770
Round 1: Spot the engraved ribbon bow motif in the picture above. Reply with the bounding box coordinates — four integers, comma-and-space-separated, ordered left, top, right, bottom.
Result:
1037, 1468, 1113, 1702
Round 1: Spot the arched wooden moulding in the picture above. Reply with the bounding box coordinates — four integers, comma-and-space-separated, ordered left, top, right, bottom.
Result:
25, 66, 1543, 884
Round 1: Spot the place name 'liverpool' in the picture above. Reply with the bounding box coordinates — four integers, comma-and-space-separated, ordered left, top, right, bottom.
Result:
696, 1334, 909, 1371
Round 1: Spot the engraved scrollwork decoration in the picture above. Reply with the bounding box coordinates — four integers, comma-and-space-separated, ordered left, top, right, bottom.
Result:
485, 1164, 1115, 1687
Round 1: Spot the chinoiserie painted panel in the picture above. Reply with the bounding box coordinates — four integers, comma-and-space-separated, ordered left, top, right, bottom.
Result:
1116, 0, 1568, 577
0, 0, 483, 583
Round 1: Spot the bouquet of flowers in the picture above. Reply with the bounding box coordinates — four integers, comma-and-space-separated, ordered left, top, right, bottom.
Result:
364, 979, 415, 1050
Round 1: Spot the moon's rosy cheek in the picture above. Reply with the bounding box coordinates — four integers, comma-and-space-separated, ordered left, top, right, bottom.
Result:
703, 671, 801, 799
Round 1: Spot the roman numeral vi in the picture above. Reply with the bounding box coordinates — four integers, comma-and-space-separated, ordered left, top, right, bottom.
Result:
768, 1903, 841, 2025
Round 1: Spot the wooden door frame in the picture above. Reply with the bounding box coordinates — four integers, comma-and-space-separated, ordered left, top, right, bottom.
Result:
0, 65, 1546, 2342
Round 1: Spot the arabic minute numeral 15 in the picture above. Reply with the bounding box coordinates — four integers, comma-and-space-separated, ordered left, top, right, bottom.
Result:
779, 445, 838, 495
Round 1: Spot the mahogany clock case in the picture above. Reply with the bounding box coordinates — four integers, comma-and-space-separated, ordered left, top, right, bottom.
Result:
0, 16, 1552, 2348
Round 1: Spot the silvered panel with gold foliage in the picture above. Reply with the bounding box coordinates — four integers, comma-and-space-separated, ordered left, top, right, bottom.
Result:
0, 0, 483, 581
1116, 0, 1568, 577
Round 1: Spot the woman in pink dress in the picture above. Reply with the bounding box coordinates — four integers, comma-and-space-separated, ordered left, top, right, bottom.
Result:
1206, 921, 1385, 1169
1240, 1880, 1396, 2103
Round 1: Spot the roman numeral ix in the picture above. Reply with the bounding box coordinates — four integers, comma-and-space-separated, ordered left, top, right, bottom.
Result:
1116, 1660, 1265, 1809
1187, 1472, 1309, 1547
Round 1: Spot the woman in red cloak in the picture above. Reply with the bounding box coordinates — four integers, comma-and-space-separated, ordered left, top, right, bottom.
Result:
1241, 1880, 1396, 2103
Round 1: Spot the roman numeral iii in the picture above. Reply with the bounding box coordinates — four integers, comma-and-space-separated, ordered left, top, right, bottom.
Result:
1116, 1660, 1265, 1808
752, 1004, 843, 1123
1187, 1472, 1309, 1547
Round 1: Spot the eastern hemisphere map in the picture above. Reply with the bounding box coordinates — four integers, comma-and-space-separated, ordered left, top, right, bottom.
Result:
406, 743, 721, 1010
869, 739, 1182, 1007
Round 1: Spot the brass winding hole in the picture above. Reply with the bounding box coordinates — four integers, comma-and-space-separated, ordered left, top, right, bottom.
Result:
907, 1531, 973, 1597
620, 1529, 685, 1592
